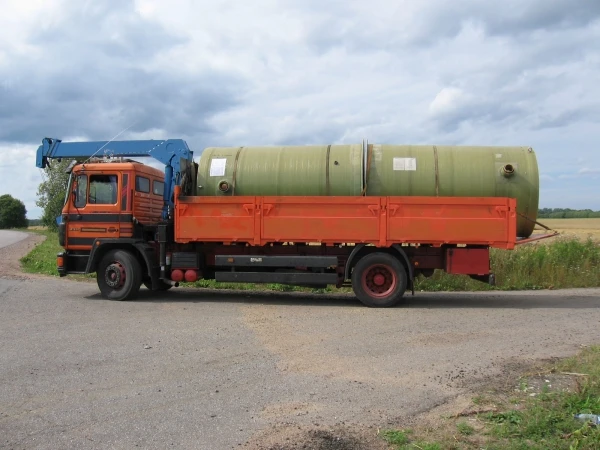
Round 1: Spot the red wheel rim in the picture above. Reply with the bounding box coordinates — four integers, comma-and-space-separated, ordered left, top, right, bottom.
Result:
361, 264, 397, 298
105, 262, 126, 289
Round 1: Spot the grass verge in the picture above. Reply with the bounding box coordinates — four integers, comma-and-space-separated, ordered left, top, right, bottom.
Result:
379, 346, 600, 450
19, 229, 63, 276
416, 238, 600, 291
19, 231, 600, 291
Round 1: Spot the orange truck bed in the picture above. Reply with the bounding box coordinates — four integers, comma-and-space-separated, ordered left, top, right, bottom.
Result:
174, 190, 517, 250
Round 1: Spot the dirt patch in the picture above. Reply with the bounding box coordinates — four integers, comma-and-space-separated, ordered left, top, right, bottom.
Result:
261, 402, 325, 420
0, 232, 46, 280
240, 303, 383, 382
384, 355, 592, 449
240, 304, 419, 386
389, 361, 531, 433
244, 358, 562, 449
243, 425, 387, 450
521, 372, 581, 395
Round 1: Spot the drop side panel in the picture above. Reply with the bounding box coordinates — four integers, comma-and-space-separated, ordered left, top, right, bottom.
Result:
174, 195, 516, 249
387, 197, 516, 248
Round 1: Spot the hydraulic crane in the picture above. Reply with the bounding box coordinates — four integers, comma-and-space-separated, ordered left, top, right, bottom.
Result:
36, 137, 195, 220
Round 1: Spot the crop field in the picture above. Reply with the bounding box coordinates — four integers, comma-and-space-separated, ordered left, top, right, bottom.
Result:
536, 218, 600, 241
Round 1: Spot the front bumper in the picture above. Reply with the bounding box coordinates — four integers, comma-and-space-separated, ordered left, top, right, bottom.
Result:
56, 251, 88, 276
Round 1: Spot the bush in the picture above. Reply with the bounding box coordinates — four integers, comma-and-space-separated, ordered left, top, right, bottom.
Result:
0, 194, 28, 229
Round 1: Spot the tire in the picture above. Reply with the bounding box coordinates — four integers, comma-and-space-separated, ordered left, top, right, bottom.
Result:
351, 252, 407, 307
97, 250, 142, 301
142, 278, 172, 291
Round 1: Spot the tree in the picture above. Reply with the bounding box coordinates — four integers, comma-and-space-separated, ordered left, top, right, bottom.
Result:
0, 194, 28, 229
36, 159, 72, 230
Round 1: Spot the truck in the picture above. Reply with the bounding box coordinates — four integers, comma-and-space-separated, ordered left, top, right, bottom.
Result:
36, 137, 552, 307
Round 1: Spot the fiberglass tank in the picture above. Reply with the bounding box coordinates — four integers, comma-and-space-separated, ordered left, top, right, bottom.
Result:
196, 144, 364, 196
364, 145, 539, 238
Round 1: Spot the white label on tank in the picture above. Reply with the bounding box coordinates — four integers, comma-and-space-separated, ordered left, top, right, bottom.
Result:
495, 153, 502, 159
209, 158, 227, 177
393, 157, 417, 171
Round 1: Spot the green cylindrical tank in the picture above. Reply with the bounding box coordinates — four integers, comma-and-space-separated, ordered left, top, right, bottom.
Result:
196, 143, 539, 238
365, 145, 539, 237
197, 144, 363, 196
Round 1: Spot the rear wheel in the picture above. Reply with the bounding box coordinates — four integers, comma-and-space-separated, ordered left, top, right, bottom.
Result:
97, 250, 142, 301
351, 252, 407, 307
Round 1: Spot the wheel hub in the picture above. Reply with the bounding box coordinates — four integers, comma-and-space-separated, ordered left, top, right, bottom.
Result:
362, 264, 397, 298
105, 262, 126, 289
373, 274, 386, 286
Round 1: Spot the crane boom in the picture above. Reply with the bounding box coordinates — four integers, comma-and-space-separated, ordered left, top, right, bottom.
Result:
36, 137, 194, 219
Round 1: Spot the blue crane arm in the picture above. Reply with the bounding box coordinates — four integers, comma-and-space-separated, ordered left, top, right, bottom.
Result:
36, 137, 194, 220
36, 137, 192, 169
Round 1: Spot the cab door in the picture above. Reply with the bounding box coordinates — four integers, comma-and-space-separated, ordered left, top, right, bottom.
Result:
119, 173, 134, 238
66, 171, 121, 250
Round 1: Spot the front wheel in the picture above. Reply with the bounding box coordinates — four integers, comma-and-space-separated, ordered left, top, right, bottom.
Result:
97, 250, 142, 301
351, 252, 407, 307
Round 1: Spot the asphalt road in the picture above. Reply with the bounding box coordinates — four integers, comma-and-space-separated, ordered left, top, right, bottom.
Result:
1, 232, 600, 449
0, 230, 28, 249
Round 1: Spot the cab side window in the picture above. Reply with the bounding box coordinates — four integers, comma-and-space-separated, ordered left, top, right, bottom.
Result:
89, 175, 118, 204
153, 180, 164, 196
136, 176, 150, 193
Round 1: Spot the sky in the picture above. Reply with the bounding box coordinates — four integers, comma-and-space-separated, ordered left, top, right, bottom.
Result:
1, 0, 599, 218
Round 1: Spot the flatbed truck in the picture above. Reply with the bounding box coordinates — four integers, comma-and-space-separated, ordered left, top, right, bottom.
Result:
36, 137, 529, 307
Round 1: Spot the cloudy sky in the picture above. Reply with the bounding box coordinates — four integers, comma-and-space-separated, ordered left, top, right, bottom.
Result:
1, 0, 599, 218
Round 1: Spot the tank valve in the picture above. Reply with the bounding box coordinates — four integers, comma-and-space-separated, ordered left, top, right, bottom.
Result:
218, 180, 231, 192
501, 164, 515, 177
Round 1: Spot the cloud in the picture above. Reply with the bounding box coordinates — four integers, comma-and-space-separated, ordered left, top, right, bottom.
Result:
0, 0, 599, 217
555, 168, 600, 181
0, 143, 41, 217
428, 87, 525, 133
293, 1, 600, 52
0, 0, 247, 144
578, 168, 600, 175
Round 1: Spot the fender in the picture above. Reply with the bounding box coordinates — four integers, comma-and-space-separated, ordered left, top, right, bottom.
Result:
85, 239, 157, 278
391, 244, 415, 295
344, 244, 366, 281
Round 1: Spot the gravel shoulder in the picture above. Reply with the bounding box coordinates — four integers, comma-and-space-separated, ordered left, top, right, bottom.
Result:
0, 231, 46, 279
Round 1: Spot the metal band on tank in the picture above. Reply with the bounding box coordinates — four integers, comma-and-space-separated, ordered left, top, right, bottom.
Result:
361, 144, 373, 196
325, 144, 331, 195
362, 139, 368, 192
433, 145, 439, 196
231, 147, 243, 195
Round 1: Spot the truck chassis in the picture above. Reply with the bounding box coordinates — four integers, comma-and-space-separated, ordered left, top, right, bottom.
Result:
58, 193, 516, 307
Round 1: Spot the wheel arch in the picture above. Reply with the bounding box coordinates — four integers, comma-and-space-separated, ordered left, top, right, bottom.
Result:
86, 239, 154, 278
391, 244, 414, 295
345, 244, 414, 293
